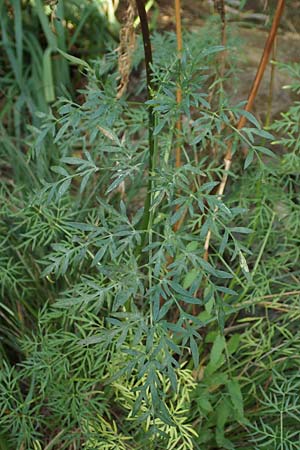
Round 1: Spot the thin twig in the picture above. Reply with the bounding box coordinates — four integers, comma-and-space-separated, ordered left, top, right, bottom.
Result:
204, 0, 285, 261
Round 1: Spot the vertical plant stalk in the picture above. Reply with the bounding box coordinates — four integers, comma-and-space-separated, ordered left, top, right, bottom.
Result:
135, 0, 155, 241
203, 0, 285, 261
173, 0, 183, 233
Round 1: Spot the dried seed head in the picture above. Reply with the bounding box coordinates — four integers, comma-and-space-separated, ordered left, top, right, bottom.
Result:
117, 0, 136, 99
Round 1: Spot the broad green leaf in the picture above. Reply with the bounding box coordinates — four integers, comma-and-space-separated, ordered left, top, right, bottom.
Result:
205, 295, 214, 315
80, 172, 92, 193
244, 149, 254, 169
216, 399, 234, 449
61, 157, 84, 165
190, 336, 199, 367
219, 229, 229, 255
51, 165, 68, 177
205, 371, 228, 388
255, 145, 276, 157
215, 286, 237, 296
239, 110, 260, 128
230, 227, 253, 234
67, 222, 98, 232
197, 393, 213, 414
92, 246, 107, 266
106, 174, 126, 194
186, 241, 198, 252
227, 334, 240, 355
157, 300, 173, 321
183, 268, 198, 289
153, 118, 167, 135
208, 334, 225, 372
54, 122, 69, 143
57, 178, 71, 198
170, 281, 198, 303
215, 269, 233, 279
227, 378, 244, 420
252, 129, 274, 140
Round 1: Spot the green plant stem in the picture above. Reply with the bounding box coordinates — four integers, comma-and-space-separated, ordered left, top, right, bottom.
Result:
135, 0, 156, 251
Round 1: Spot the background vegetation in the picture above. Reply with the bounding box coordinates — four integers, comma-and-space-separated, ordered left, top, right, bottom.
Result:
1, 1, 300, 449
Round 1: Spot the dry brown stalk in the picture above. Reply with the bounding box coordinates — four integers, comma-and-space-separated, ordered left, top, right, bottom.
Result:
203, 0, 285, 261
